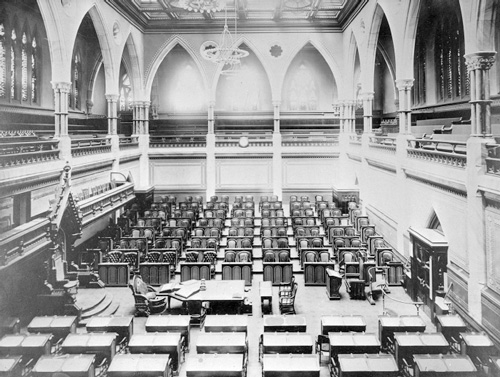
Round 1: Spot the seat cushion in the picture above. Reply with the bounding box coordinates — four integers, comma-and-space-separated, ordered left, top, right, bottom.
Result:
146, 292, 157, 299
134, 277, 149, 295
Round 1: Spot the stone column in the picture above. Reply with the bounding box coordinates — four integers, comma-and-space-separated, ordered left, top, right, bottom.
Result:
362, 92, 375, 134
396, 79, 414, 134
338, 101, 346, 133
52, 82, 72, 160
345, 100, 356, 133
137, 100, 151, 187
106, 94, 119, 135
273, 100, 281, 133
465, 52, 496, 136
143, 101, 151, 135
208, 100, 215, 134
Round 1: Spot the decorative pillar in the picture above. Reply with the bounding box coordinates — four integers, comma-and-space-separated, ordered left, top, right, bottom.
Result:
345, 100, 356, 133
208, 100, 215, 134
338, 101, 346, 133
273, 100, 281, 133
143, 100, 150, 135
362, 92, 375, 134
396, 79, 414, 134
465, 52, 496, 136
52, 82, 71, 137
106, 94, 119, 135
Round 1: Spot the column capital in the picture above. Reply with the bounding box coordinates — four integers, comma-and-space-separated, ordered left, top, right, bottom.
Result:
465, 51, 497, 71
105, 94, 119, 102
395, 79, 414, 90
272, 100, 281, 107
360, 92, 375, 101
51, 81, 72, 92
142, 100, 151, 107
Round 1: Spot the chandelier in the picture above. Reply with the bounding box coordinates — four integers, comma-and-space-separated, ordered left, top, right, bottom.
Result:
202, 1, 248, 75
172, 0, 226, 13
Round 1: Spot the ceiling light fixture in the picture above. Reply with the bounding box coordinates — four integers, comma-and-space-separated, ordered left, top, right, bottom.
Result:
172, 0, 226, 13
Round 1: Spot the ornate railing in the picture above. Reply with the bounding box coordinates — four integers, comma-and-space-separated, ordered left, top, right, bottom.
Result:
407, 139, 467, 168
369, 136, 397, 153
0, 130, 60, 168
349, 134, 362, 145
0, 218, 51, 267
150, 135, 207, 148
281, 133, 339, 147
215, 133, 273, 148
486, 144, 500, 176
119, 136, 139, 150
71, 137, 111, 157
77, 181, 135, 226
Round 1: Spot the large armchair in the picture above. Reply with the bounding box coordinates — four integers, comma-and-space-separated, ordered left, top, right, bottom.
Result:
129, 274, 166, 316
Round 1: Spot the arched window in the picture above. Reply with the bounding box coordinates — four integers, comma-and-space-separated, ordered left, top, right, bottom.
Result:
413, 32, 426, 105
119, 71, 133, 111
288, 63, 317, 111
0, 23, 6, 99
21, 32, 27, 101
71, 52, 82, 109
10, 28, 16, 100
428, 212, 443, 234
435, 11, 468, 102
171, 64, 204, 112
31, 37, 37, 103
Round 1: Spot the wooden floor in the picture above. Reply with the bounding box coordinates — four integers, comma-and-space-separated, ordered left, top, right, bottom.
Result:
75, 274, 435, 377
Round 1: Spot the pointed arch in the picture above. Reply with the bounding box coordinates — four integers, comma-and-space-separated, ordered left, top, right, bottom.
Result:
210, 35, 275, 101
402, 0, 422, 79
122, 32, 143, 100
363, 4, 385, 89
346, 31, 363, 98
279, 38, 343, 102
144, 35, 208, 101
427, 210, 443, 234
475, 0, 498, 51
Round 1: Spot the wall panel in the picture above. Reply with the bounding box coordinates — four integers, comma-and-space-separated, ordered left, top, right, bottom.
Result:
282, 157, 338, 190
150, 158, 207, 191
216, 158, 272, 191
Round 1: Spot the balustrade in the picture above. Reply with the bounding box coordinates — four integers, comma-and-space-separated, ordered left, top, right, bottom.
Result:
150, 135, 207, 148
71, 137, 111, 157
407, 139, 467, 168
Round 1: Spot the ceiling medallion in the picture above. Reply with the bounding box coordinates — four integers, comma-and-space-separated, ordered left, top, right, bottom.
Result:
270, 44, 283, 58
171, 0, 226, 13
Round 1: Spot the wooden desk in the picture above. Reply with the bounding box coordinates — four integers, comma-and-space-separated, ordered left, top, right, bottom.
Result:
413, 354, 477, 376
337, 353, 399, 377
326, 269, 343, 300
460, 332, 496, 360
27, 315, 77, 340
260, 281, 273, 315
262, 354, 320, 377
321, 315, 367, 334
436, 315, 467, 342
329, 333, 380, 358
263, 315, 307, 332
145, 315, 191, 346
394, 332, 450, 365
86, 315, 134, 341
0, 334, 51, 358
204, 315, 248, 333
185, 354, 244, 377
61, 333, 116, 362
0, 356, 22, 377
378, 316, 426, 347
31, 354, 95, 377
196, 332, 247, 354
128, 333, 181, 370
108, 354, 171, 377
262, 332, 314, 354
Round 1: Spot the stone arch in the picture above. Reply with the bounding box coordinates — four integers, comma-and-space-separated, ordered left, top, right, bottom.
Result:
121, 32, 143, 100
144, 36, 208, 101
363, 4, 386, 89
475, 0, 498, 51
346, 31, 363, 98
401, 0, 422, 79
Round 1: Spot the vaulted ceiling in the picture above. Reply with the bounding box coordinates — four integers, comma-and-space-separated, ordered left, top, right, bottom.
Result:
105, 0, 366, 32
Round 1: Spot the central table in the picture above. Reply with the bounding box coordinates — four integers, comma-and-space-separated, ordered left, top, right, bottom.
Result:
27, 315, 77, 340
204, 315, 248, 333
0, 334, 51, 358
262, 332, 314, 354
263, 315, 307, 332
145, 314, 191, 346
321, 315, 367, 334
329, 332, 381, 358
394, 332, 450, 365
61, 333, 116, 362
31, 354, 95, 377
378, 315, 426, 348
128, 332, 182, 370
185, 354, 244, 377
107, 354, 171, 377
337, 353, 399, 377
85, 315, 134, 341
262, 354, 320, 377
413, 354, 477, 376
196, 332, 247, 354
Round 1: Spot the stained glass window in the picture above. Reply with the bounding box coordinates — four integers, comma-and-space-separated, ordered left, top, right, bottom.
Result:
21, 32, 27, 101
10, 29, 16, 100
0, 23, 5, 99
31, 37, 37, 102
171, 64, 204, 112
119, 72, 132, 111
289, 63, 317, 111
72, 53, 81, 109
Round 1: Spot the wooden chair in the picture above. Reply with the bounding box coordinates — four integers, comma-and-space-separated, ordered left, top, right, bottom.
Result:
316, 334, 331, 365
279, 282, 298, 314
186, 300, 208, 327
129, 274, 166, 316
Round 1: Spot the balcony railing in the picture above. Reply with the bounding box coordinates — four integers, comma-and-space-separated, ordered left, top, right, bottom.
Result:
71, 137, 111, 157
369, 136, 397, 153
216, 133, 273, 148
349, 134, 362, 145
77, 181, 135, 226
0, 217, 51, 267
0, 130, 60, 168
119, 136, 139, 150
407, 139, 467, 168
150, 135, 207, 148
281, 133, 339, 147
486, 144, 500, 176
